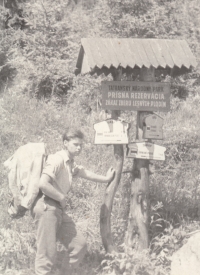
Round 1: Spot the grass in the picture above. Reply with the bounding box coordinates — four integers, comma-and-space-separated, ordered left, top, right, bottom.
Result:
0, 85, 200, 274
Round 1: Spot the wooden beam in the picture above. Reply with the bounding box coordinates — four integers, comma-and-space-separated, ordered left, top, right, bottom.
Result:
100, 68, 124, 253
126, 67, 154, 250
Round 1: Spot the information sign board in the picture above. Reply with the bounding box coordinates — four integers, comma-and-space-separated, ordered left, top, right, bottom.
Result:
94, 119, 129, 144
126, 142, 166, 160
143, 114, 163, 140
101, 81, 170, 112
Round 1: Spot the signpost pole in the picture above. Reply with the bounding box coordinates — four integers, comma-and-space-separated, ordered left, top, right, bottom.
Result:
100, 68, 124, 253
126, 67, 155, 250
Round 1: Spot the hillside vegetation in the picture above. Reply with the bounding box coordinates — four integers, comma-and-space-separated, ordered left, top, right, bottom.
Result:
0, 0, 200, 274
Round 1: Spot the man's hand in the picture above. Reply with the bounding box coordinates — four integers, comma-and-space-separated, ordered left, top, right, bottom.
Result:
59, 195, 67, 209
106, 167, 115, 183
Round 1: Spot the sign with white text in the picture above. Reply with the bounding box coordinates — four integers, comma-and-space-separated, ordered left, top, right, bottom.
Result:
127, 142, 166, 160
94, 119, 129, 144
101, 81, 170, 112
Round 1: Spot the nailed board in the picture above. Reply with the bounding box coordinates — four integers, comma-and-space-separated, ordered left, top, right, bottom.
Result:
143, 114, 164, 140
94, 119, 129, 144
127, 142, 166, 160
101, 81, 170, 112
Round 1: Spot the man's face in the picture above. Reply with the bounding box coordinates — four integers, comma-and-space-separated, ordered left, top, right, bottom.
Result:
64, 137, 83, 158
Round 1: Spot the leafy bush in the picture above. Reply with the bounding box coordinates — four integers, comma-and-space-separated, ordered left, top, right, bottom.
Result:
100, 248, 168, 275
0, 0, 200, 274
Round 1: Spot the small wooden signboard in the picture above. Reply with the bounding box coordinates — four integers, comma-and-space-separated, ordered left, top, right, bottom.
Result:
127, 142, 166, 161
143, 114, 163, 140
94, 119, 129, 144
101, 81, 170, 112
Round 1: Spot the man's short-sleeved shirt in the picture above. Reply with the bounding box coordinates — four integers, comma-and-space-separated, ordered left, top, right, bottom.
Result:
42, 150, 84, 195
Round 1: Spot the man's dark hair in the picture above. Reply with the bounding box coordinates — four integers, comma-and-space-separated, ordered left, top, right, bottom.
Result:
62, 128, 84, 142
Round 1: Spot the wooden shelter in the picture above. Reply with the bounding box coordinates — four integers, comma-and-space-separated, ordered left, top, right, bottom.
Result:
75, 38, 197, 253
76, 38, 197, 76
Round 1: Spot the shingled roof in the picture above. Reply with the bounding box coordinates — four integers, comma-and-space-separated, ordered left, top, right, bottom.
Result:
76, 38, 197, 76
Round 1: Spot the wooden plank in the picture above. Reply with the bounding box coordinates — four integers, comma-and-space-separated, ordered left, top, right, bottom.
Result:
82, 38, 103, 69
81, 52, 91, 74
173, 40, 189, 68
132, 39, 151, 68
165, 40, 183, 68
119, 40, 136, 69
107, 39, 122, 69
128, 39, 143, 68
159, 40, 175, 68
107, 38, 126, 69
111, 39, 127, 68
150, 40, 167, 68
81, 38, 97, 69
94, 39, 112, 69
92, 38, 107, 69
103, 39, 120, 69
177, 40, 192, 68
99, 39, 112, 68
142, 39, 159, 68
117, 39, 133, 68
180, 40, 197, 68
178, 40, 191, 69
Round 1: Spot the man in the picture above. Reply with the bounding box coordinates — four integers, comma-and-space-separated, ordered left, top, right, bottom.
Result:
32, 128, 115, 275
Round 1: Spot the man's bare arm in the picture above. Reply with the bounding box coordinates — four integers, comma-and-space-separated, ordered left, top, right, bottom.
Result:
78, 167, 115, 183
39, 174, 66, 207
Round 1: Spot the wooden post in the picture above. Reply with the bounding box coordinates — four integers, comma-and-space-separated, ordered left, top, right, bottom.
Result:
100, 68, 124, 253
126, 67, 155, 250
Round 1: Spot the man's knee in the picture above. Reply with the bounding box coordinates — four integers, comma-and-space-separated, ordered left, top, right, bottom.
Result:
80, 238, 87, 254
76, 236, 87, 256
70, 235, 87, 263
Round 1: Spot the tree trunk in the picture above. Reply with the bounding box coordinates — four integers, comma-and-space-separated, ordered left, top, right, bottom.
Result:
126, 67, 155, 250
126, 158, 150, 250
100, 68, 124, 253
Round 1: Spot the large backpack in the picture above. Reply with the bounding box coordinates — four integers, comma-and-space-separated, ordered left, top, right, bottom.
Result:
4, 143, 48, 218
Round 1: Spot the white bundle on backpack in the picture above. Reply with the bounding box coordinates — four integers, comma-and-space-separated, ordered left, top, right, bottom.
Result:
4, 143, 48, 217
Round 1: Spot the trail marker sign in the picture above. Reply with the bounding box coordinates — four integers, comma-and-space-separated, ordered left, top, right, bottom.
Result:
101, 81, 170, 112
126, 142, 166, 160
94, 119, 129, 144
143, 114, 163, 140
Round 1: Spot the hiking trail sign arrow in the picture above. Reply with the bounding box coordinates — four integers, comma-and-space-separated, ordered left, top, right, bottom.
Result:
94, 119, 130, 144
126, 142, 166, 160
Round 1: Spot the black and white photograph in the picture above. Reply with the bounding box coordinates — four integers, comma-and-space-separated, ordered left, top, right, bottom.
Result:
0, 0, 200, 274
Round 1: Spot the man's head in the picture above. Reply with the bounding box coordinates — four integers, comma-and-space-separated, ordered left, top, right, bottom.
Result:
63, 128, 84, 158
